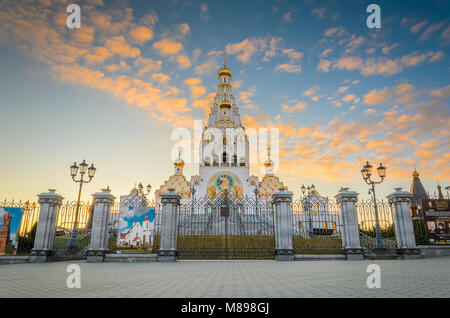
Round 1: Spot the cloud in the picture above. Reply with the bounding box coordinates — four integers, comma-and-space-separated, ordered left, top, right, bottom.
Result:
332, 51, 443, 76
184, 78, 206, 99
128, 26, 153, 45
419, 21, 445, 41
151, 73, 171, 84
337, 86, 349, 93
442, 25, 450, 43
430, 85, 450, 99
345, 35, 364, 53
226, 38, 267, 63
316, 59, 331, 72
282, 48, 303, 60
176, 54, 191, 69
195, 59, 217, 75
275, 63, 301, 73
324, 27, 346, 37
410, 21, 428, 33
105, 61, 131, 72
363, 87, 391, 105
382, 43, 398, 54
152, 38, 183, 55
282, 101, 307, 113
319, 48, 332, 58
134, 57, 162, 76
105, 36, 140, 58
342, 94, 356, 102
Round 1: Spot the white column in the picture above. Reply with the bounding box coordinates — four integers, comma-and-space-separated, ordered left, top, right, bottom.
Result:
272, 188, 294, 261
387, 188, 422, 259
336, 188, 363, 260
158, 189, 180, 262
30, 189, 64, 263
87, 189, 116, 262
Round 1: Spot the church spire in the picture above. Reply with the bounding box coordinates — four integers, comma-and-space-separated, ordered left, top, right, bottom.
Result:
207, 54, 242, 128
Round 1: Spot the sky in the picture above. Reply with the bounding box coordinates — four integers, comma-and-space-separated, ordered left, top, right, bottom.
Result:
0, 0, 449, 203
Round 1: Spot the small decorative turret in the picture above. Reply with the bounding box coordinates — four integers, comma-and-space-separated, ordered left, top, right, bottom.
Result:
264, 145, 274, 175
174, 148, 185, 175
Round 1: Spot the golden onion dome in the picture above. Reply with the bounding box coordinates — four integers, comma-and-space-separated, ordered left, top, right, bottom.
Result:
218, 67, 232, 78
264, 157, 274, 167
174, 155, 184, 167
412, 169, 419, 178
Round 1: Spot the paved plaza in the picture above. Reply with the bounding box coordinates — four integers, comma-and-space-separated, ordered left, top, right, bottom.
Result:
1, 257, 449, 298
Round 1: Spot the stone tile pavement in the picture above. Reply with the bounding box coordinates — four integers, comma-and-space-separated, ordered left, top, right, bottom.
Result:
1, 257, 449, 297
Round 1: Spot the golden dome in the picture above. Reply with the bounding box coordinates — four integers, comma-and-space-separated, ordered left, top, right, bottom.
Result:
412, 169, 419, 178
218, 67, 232, 78
264, 158, 274, 167
174, 149, 184, 167
219, 101, 232, 109
174, 156, 184, 167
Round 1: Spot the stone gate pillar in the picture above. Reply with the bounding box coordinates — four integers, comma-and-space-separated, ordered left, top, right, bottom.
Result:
387, 188, 422, 259
336, 188, 364, 260
30, 189, 64, 263
86, 189, 116, 263
272, 188, 294, 261
158, 189, 180, 262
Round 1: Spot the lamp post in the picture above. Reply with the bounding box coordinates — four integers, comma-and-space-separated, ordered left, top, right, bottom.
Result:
137, 182, 152, 205
68, 160, 96, 252
301, 184, 316, 236
361, 161, 386, 249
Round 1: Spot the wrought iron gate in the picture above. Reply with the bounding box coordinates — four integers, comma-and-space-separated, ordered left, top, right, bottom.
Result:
176, 193, 275, 259
291, 197, 343, 254
357, 199, 398, 258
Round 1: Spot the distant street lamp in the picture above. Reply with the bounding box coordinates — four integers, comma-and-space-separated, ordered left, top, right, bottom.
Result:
361, 161, 386, 249
68, 160, 96, 252
301, 184, 316, 236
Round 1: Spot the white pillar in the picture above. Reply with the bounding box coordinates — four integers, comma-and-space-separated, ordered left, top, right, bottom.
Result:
87, 189, 116, 262
30, 189, 64, 263
158, 189, 180, 262
387, 188, 422, 259
272, 188, 294, 261
336, 188, 363, 260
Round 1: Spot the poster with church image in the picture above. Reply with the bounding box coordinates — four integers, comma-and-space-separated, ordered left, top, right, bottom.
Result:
422, 199, 450, 244
0, 207, 24, 255
117, 205, 156, 251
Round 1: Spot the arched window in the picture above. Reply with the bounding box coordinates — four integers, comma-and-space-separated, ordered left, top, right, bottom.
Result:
222, 152, 227, 163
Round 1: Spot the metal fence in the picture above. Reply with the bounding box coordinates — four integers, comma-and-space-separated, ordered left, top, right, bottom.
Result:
0, 200, 40, 255
291, 198, 343, 255
357, 199, 398, 258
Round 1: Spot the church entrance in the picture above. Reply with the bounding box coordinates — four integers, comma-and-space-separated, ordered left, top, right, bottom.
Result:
176, 192, 275, 259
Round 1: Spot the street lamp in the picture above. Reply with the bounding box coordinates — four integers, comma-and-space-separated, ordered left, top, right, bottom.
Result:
68, 160, 96, 252
361, 161, 386, 249
301, 184, 316, 236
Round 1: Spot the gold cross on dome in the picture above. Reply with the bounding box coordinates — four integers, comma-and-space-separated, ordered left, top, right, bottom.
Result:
223, 50, 227, 67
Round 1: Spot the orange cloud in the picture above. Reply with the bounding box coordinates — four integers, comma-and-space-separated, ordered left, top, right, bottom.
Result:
153, 38, 183, 55
128, 26, 154, 45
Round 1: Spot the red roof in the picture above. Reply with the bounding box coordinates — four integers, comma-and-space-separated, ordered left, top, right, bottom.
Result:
132, 236, 141, 242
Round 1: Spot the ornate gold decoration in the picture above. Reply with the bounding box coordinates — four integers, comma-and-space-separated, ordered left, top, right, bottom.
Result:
207, 185, 216, 199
